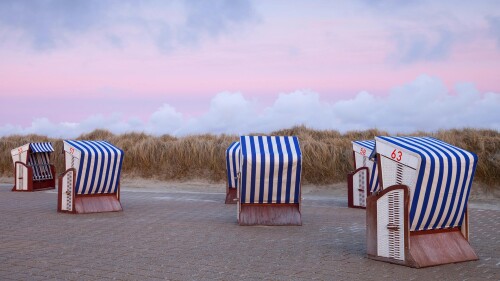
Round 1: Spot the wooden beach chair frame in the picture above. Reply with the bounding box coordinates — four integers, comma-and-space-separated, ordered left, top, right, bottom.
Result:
366, 136, 478, 268
57, 140, 124, 214
237, 136, 303, 226
11, 143, 56, 192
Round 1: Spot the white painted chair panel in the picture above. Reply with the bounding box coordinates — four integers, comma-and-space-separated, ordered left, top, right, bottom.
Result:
377, 189, 405, 261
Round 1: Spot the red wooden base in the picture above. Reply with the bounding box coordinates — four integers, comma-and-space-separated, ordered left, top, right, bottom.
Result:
368, 229, 478, 268
73, 194, 123, 214
238, 203, 302, 226
225, 188, 237, 204
408, 229, 478, 268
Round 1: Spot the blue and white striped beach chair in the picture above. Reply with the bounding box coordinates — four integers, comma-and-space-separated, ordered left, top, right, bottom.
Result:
366, 136, 478, 268
225, 141, 240, 204
237, 136, 302, 225
58, 140, 124, 214
11, 142, 56, 191
348, 140, 379, 208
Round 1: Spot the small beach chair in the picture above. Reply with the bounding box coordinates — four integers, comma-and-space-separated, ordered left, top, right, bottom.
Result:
347, 140, 379, 208
11, 142, 56, 191
58, 140, 124, 214
237, 136, 302, 225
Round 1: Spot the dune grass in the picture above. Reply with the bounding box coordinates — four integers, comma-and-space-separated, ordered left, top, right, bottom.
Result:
1, 126, 499, 190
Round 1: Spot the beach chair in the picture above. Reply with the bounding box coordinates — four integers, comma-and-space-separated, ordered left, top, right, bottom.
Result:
58, 140, 124, 214
237, 136, 302, 225
11, 142, 56, 191
348, 140, 379, 208
366, 136, 478, 268
225, 141, 240, 204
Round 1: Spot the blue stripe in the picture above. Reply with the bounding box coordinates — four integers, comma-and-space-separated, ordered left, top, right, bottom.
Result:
29, 142, 54, 153
240, 137, 248, 203
284, 137, 293, 204
293, 136, 301, 204
249, 137, 257, 203
266, 136, 275, 203
258, 137, 266, 204
276, 138, 284, 204
369, 160, 378, 192
353, 140, 375, 150
225, 142, 233, 188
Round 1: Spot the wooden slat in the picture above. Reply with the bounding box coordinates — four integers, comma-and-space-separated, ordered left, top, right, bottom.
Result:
239, 204, 301, 226
74, 195, 123, 214
409, 229, 478, 268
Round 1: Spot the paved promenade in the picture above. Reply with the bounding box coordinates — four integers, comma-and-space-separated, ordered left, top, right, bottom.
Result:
0, 183, 499, 280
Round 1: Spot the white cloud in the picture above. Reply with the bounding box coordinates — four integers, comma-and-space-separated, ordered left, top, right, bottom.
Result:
146, 104, 184, 135
0, 75, 498, 138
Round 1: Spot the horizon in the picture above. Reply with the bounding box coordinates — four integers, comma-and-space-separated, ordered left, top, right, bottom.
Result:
1, 0, 499, 138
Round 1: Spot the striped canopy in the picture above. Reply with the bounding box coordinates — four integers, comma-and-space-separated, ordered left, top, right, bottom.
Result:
63, 140, 124, 195
225, 142, 241, 189
239, 136, 302, 204
352, 140, 379, 193
375, 136, 477, 232
29, 142, 54, 153
353, 140, 375, 154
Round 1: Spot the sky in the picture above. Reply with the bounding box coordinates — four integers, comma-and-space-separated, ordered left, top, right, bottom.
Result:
0, 0, 499, 138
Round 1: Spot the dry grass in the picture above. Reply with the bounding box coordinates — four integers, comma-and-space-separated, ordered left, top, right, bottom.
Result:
1, 126, 499, 190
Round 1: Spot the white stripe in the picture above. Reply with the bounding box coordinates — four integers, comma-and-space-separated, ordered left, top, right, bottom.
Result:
279, 137, 289, 203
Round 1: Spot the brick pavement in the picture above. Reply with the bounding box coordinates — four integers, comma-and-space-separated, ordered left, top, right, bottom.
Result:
0, 183, 499, 281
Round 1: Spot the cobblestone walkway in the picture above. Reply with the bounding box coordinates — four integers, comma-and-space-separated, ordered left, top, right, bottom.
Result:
0, 184, 498, 280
